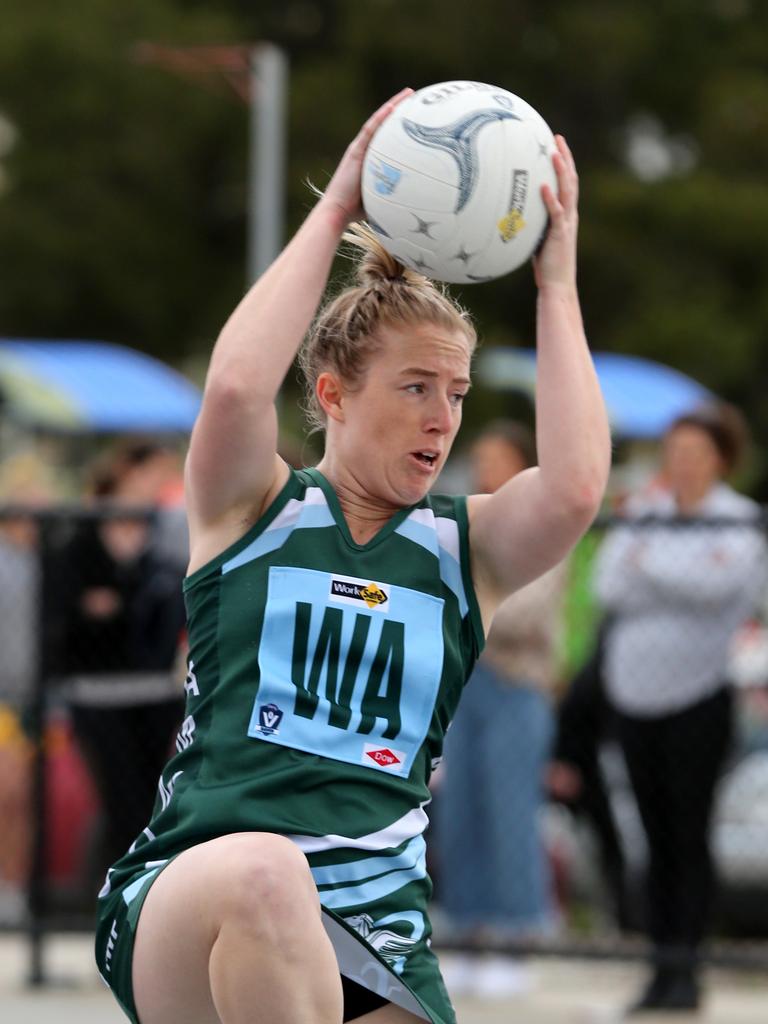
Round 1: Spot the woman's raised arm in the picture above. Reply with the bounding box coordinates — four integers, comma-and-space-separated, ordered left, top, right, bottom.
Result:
469, 136, 612, 620
185, 89, 413, 550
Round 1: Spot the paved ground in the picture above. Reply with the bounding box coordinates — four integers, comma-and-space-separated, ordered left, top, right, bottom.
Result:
1, 934, 768, 1023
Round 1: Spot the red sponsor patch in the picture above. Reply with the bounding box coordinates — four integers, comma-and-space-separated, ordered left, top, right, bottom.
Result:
366, 748, 402, 767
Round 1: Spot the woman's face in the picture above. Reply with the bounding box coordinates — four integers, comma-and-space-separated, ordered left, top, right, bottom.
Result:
327, 321, 472, 506
662, 424, 724, 499
117, 451, 176, 504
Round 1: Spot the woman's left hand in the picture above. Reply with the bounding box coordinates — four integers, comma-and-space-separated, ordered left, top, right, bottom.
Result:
533, 134, 579, 291
320, 87, 414, 228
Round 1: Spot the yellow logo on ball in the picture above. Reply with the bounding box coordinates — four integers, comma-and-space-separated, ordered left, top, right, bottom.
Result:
497, 209, 526, 242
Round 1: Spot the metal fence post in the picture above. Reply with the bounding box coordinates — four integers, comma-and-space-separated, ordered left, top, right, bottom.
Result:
26, 511, 55, 986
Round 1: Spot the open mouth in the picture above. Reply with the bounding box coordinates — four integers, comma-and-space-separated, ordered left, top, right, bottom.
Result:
411, 451, 438, 469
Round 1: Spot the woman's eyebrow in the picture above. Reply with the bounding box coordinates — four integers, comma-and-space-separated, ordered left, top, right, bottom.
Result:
399, 367, 471, 385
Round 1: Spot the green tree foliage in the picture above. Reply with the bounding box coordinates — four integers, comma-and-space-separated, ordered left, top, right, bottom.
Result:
1, 1, 767, 478
0, 1, 248, 358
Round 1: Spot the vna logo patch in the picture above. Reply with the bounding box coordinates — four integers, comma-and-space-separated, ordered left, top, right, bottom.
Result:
257, 703, 284, 735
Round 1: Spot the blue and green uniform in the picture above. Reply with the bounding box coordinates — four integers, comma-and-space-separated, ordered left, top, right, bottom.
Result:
95, 467, 485, 1024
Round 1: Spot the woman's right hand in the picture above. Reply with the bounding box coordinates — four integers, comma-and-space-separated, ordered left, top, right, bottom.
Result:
533, 134, 579, 292
320, 87, 413, 227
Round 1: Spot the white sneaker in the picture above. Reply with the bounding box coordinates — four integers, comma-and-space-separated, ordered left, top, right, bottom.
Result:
440, 953, 479, 997
472, 955, 534, 1000
0, 883, 27, 926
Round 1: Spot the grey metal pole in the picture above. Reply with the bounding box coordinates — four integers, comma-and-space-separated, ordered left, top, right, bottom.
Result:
248, 44, 288, 285
26, 511, 53, 987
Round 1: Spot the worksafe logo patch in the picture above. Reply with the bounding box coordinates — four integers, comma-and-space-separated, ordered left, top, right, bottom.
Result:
329, 574, 390, 612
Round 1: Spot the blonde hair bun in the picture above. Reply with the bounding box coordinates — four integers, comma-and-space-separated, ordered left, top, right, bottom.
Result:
343, 222, 432, 291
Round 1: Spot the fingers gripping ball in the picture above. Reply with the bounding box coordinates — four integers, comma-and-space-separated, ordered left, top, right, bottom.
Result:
362, 81, 557, 284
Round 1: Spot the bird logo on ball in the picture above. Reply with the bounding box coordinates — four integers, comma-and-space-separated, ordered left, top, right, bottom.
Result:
402, 109, 520, 212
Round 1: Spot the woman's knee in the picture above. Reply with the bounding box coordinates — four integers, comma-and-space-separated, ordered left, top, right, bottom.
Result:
134, 834, 321, 983
212, 833, 319, 937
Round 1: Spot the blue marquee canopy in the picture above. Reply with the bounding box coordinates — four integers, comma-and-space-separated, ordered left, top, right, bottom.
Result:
0, 339, 202, 433
0, 339, 713, 440
477, 348, 714, 439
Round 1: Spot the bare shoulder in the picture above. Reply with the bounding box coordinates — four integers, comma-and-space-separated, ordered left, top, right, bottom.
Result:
186, 456, 291, 575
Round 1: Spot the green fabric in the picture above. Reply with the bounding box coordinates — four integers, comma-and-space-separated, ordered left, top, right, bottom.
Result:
95, 467, 484, 1024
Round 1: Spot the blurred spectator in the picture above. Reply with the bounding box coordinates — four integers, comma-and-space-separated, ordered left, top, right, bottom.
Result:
548, 616, 631, 933
90, 438, 189, 571
435, 421, 565, 998
51, 440, 187, 881
594, 403, 768, 1013
0, 452, 58, 923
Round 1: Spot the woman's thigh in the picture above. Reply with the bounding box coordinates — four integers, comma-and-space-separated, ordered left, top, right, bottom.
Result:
131, 832, 324, 1024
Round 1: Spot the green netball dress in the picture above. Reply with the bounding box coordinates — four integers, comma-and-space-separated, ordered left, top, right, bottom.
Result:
95, 467, 485, 1024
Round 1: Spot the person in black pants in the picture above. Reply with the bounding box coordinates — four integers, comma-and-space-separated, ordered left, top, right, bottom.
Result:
549, 618, 631, 934
594, 404, 767, 1013
615, 687, 732, 1001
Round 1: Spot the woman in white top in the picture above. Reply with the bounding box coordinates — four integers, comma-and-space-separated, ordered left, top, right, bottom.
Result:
595, 404, 767, 1014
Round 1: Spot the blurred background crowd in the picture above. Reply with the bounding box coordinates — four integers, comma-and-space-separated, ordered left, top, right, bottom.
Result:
1, 0, 768, 1012
3, 407, 768, 1011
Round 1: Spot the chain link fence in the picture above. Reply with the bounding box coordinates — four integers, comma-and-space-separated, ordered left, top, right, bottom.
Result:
0, 503, 187, 984
429, 511, 768, 970
2, 506, 768, 983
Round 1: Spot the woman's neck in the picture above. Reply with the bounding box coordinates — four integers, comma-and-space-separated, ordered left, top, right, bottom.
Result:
315, 460, 401, 544
674, 481, 717, 515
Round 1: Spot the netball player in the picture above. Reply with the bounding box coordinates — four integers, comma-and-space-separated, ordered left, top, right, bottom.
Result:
95, 87, 610, 1024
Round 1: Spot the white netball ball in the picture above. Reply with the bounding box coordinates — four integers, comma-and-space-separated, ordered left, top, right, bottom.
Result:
362, 81, 557, 284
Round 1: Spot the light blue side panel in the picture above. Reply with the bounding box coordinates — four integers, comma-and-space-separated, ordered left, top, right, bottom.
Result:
222, 506, 335, 574
395, 518, 468, 617
394, 518, 439, 558
311, 835, 426, 887
437, 548, 468, 617
122, 868, 160, 907
318, 845, 428, 911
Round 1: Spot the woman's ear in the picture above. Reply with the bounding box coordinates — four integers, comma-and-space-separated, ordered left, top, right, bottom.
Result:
316, 371, 346, 424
